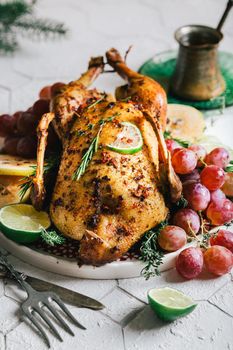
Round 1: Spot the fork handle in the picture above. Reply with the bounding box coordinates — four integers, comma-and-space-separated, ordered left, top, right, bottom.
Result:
0, 255, 34, 296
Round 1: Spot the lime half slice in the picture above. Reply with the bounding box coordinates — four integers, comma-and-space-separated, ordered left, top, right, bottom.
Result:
148, 287, 197, 321
107, 122, 143, 154
0, 204, 51, 244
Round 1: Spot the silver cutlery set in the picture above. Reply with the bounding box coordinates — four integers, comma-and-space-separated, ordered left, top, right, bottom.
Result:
0, 254, 104, 348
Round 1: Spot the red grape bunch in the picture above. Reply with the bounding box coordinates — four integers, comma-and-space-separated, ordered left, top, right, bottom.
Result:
159, 140, 233, 280
0, 84, 60, 158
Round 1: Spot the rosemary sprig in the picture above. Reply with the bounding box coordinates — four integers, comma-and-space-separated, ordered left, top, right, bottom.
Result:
72, 127, 102, 181
19, 155, 60, 201
40, 227, 66, 246
164, 131, 190, 148
139, 220, 167, 280
73, 113, 121, 180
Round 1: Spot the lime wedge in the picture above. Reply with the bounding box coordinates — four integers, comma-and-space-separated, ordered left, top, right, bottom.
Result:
0, 204, 51, 243
107, 122, 143, 154
0, 154, 36, 176
148, 287, 197, 321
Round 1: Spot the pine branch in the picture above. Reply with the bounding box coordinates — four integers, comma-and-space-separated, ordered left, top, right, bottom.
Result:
14, 18, 67, 37
0, 33, 18, 53
0, 1, 32, 25
0, 0, 67, 54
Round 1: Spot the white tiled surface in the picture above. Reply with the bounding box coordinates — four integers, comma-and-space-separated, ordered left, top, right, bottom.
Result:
0, 0, 233, 349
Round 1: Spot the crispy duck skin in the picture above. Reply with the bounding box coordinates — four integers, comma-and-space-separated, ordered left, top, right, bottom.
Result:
106, 48, 182, 203
106, 48, 167, 130
50, 101, 168, 265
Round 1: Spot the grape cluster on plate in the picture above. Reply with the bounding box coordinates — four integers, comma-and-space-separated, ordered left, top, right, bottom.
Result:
0, 84, 60, 158
159, 140, 233, 279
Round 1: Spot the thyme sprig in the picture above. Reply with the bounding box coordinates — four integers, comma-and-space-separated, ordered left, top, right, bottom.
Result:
87, 94, 107, 110
164, 130, 190, 148
139, 220, 168, 280
40, 227, 66, 246
19, 155, 60, 201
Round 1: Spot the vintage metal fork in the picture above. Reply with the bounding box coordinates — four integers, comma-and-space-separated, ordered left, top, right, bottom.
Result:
0, 255, 85, 348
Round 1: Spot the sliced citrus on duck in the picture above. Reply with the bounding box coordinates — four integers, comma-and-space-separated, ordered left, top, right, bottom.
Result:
0, 204, 51, 243
148, 287, 197, 321
107, 122, 143, 154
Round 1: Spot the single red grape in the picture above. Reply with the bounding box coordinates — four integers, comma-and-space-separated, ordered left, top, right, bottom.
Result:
176, 247, 203, 279
207, 199, 233, 226
189, 144, 207, 167
0, 114, 15, 136
172, 208, 200, 236
183, 182, 210, 211
200, 165, 225, 191
33, 99, 50, 120
17, 136, 37, 158
204, 245, 233, 276
3, 136, 20, 155
165, 139, 180, 154
39, 85, 51, 100
51, 82, 66, 96
205, 147, 230, 168
210, 189, 226, 205
158, 225, 187, 252
172, 148, 197, 175
210, 230, 233, 252
17, 111, 37, 136
221, 172, 233, 197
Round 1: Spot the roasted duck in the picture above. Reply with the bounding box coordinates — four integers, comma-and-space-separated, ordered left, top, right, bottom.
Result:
32, 49, 182, 265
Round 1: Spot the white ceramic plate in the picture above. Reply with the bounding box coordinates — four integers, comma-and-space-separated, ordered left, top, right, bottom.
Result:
0, 110, 232, 279
0, 231, 195, 279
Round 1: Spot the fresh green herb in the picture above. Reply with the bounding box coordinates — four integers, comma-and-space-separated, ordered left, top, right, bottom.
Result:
76, 130, 86, 137
72, 127, 102, 181
19, 155, 60, 201
164, 131, 190, 148
120, 96, 132, 102
40, 227, 66, 246
225, 160, 233, 173
87, 94, 107, 110
73, 113, 120, 180
139, 220, 167, 280
88, 123, 94, 130
174, 195, 188, 209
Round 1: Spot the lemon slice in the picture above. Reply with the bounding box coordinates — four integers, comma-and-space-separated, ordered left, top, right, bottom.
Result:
0, 154, 36, 176
148, 287, 197, 321
0, 204, 51, 243
167, 104, 205, 143
107, 122, 143, 154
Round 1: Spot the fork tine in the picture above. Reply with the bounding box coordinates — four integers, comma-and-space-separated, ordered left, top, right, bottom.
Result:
34, 306, 63, 342
22, 308, 51, 348
53, 295, 86, 330
45, 302, 75, 336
